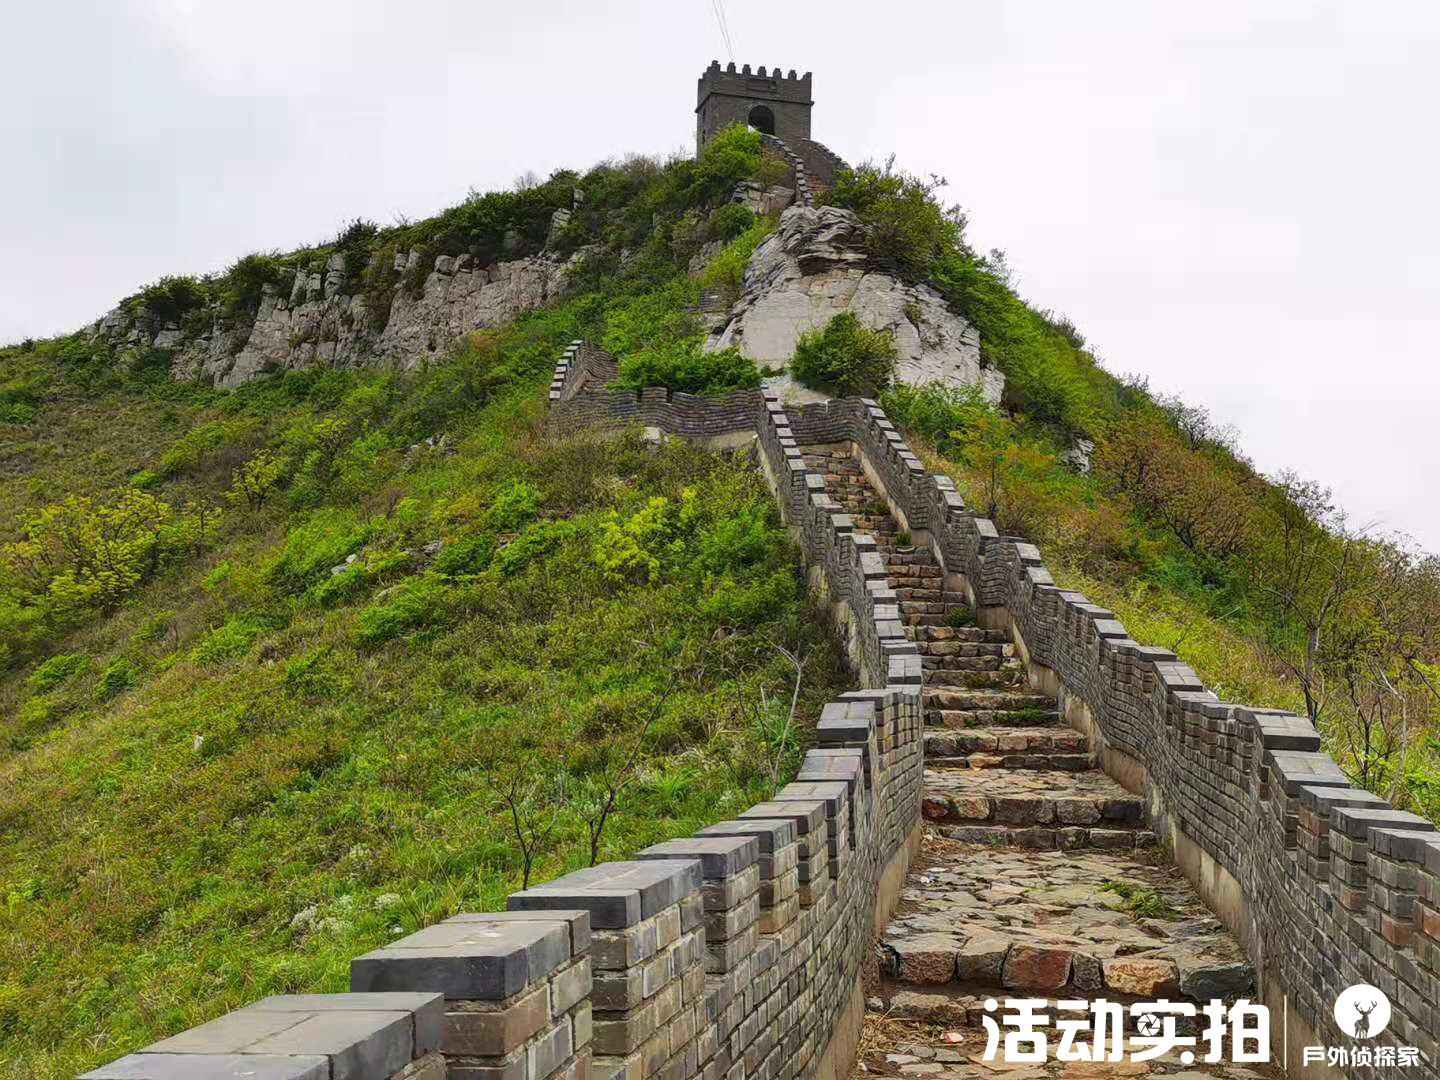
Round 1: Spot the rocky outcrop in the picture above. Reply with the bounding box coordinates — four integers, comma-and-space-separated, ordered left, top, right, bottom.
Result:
91, 245, 596, 388
706, 205, 1004, 405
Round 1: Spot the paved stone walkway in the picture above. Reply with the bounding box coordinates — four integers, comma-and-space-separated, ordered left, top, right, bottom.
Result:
802, 448, 1284, 1079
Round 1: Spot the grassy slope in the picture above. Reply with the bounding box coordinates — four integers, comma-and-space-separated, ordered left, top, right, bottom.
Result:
0, 316, 847, 1077
903, 442, 1305, 716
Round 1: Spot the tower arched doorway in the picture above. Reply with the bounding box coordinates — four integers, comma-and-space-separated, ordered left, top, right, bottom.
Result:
747, 105, 776, 135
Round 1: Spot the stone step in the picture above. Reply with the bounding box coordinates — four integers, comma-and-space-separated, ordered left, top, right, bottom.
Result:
923, 689, 1055, 712
879, 843, 1256, 1005
921, 769, 1145, 834
901, 600, 971, 616
922, 673, 1028, 695
915, 626, 1008, 644
916, 641, 1012, 658
927, 753, 1094, 773
891, 588, 943, 602
926, 727, 1088, 756
915, 656, 1008, 673
934, 823, 1153, 851
887, 566, 943, 582
927, 707, 1063, 729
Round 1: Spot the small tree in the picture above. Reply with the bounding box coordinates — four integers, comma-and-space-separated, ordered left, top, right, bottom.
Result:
480, 732, 568, 889
571, 673, 677, 866
227, 449, 284, 510
791, 312, 897, 397
1243, 475, 1369, 728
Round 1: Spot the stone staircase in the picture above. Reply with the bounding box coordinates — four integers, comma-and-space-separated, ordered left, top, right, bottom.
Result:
803, 446, 1281, 1079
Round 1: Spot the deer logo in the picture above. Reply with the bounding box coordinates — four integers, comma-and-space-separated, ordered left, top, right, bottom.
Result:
1334, 984, 1391, 1040
1352, 999, 1377, 1039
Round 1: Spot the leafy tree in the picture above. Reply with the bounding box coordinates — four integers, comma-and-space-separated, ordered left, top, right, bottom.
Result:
227, 449, 284, 510
1, 490, 207, 613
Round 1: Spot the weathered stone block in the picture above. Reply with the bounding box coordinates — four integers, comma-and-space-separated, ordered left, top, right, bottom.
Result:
1002, 946, 1072, 990
351, 917, 571, 1000
1102, 958, 1179, 996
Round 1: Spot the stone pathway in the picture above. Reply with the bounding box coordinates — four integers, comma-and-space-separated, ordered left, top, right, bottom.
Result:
801, 448, 1284, 1079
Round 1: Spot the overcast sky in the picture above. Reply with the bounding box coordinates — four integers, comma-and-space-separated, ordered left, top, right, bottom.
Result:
4, 1, 1437, 547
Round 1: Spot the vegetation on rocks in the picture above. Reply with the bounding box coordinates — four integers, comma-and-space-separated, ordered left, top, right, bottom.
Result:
791, 311, 898, 397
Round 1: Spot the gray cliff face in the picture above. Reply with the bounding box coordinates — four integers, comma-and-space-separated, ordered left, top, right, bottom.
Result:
706, 205, 1004, 405
91, 235, 594, 388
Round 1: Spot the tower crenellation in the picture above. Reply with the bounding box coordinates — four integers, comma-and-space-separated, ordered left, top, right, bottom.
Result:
696, 58, 813, 154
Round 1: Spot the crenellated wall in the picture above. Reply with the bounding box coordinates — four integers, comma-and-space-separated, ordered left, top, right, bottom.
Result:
545, 349, 1440, 1080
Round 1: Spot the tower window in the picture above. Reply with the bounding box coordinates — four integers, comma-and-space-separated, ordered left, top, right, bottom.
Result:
747, 105, 776, 135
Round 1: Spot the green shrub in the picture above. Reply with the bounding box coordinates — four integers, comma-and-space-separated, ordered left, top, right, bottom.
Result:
822, 160, 964, 281
944, 606, 976, 628
493, 521, 574, 576
304, 549, 414, 607
616, 342, 760, 395
601, 278, 702, 358
218, 253, 288, 316
698, 217, 774, 303
0, 402, 36, 424
125, 276, 211, 324
94, 657, 138, 702
266, 509, 373, 595
353, 577, 450, 647
932, 254, 1106, 435
593, 492, 698, 584
28, 654, 89, 693
687, 126, 770, 205
706, 204, 755, 242
158, 417, 260, 477
2, 491, 205, 615
700, 568, 796, 629
486, 480, 542, 532
791, 312, 897, 397
432, 535, 495, 578
878, 381, 996, 454
191, 617, 266, 664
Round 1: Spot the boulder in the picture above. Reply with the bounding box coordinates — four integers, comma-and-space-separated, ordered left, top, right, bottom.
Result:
706, 204, 1003, 404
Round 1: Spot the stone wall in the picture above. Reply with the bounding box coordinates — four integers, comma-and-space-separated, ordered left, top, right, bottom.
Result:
546, 353, 1440, 1080
86, 348, 929, 1080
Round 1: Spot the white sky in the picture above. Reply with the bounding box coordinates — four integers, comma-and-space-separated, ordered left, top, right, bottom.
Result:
4, 1, 1437, 547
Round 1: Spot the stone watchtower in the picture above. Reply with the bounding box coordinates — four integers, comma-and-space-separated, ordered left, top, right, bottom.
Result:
696, 61, 813, 153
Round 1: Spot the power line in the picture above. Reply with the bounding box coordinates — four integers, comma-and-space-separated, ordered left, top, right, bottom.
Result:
710, 0, 735, 61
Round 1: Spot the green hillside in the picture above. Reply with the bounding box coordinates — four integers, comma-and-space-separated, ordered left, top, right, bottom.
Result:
3, 127, 1439, 1076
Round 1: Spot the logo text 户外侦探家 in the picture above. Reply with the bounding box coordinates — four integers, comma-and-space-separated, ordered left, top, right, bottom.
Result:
1300, 985, 1423, 1068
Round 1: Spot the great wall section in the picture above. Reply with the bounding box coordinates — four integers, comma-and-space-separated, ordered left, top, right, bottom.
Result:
86, 336, 1440, 1080
76, 62, 1440, 1080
